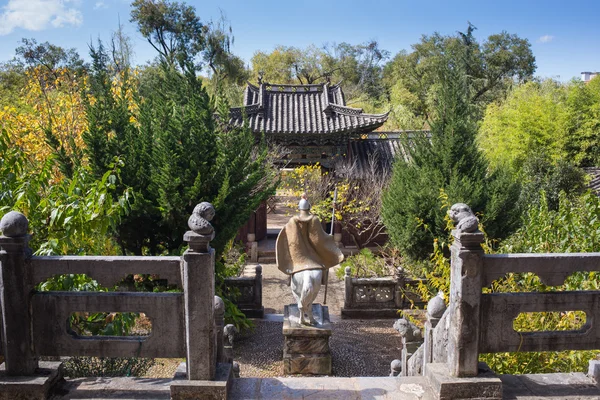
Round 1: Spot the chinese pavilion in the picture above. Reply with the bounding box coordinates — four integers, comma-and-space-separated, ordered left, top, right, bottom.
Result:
229, 79, 390, 168
231, 80, 398, 253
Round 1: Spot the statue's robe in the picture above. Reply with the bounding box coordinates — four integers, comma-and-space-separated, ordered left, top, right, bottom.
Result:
276, 214, 344, 276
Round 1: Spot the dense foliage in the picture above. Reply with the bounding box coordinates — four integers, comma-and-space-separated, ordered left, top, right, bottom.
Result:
480, 192, 600, 374
383, 24, 535, 129
81, 13, 277, 257
3, 0, 600, 375
479, 76, 600, 177
382, 27, 520, 262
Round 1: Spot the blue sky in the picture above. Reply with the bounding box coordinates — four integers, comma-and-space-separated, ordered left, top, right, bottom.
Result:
0, 0, 598, 81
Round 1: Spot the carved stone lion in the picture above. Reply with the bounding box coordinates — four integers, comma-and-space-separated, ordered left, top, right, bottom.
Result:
448, 203, 479, 233
188, 202, 215, 235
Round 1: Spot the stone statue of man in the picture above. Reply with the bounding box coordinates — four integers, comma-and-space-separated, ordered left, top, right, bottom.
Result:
276, 194, 344, 325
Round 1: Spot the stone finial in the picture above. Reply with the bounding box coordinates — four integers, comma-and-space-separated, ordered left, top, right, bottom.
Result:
224, 324, 238, 347
448, 203, 479, 233
0, 211, 28, 237
345, 266, 351, 277
184, 202, 215, 252
188, 202, 215, 235
232, 361, 241, 378
214, 296, 225, 316
394, 318, 422, 341
390, 359, 402, 377
427, 291, 446, 319
255, 264, 262, 276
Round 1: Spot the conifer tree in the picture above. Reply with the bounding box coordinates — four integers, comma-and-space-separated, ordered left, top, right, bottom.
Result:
83, 36, 276, 256
382, 26, 520, 262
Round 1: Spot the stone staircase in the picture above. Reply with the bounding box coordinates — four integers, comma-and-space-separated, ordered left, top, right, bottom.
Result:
50, 375, 435, 399
49, 372, 600, 399
257, 230, 279, 264
230, 375, 434, 399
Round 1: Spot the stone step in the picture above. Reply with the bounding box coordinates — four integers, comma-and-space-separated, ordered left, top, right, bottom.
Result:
230, 375, 435, 399
266, 228, 281, 238
39, 371, 600, 399
51, 377, 172, 399
258, 256, 276, 264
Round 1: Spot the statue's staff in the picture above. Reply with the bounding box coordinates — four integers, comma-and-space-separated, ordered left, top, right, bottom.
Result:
323, 186, 337, 304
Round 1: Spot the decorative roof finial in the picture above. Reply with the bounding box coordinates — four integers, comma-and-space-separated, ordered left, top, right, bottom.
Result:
258, 71, 264, 85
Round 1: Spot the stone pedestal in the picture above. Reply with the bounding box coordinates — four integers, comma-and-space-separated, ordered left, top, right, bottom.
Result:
0, 361, 63, 400
283, 304, 332, 375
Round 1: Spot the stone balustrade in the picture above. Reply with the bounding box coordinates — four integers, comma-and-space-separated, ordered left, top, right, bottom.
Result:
342, 266, 426, 318
0, 203, 232, 399
225, 264, 264, 318
398, 203, 600, 398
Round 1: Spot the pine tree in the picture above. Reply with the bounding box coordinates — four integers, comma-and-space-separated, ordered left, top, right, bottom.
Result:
382, 27, 520, 262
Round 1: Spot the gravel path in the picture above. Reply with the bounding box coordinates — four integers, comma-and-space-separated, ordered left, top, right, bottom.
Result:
144, 260, 405, 379
235, 261, 403, 378
234, 319, 401, 378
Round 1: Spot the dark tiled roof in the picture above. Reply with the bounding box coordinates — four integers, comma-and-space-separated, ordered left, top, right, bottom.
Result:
343, 132, 430, 177
230, 82, 388, 135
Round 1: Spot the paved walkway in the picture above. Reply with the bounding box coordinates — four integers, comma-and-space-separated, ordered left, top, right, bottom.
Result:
52, 372, 600, 399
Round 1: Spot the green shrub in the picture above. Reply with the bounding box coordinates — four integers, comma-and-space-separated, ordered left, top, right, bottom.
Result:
336, 248, 398, 279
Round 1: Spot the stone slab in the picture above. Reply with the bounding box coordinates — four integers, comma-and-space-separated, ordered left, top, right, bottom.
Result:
283, 354, 332, 375
171, 362, 233, 400
55, 377, 172, 399
0, 361, 63, 400
284, 336, 330, 355
425, 362, 502, 400
500, 372, 600, 399
259, 376, 361, 399
341, 308, 400, 319
283, 304, 332, 337
229, 376, 436, 400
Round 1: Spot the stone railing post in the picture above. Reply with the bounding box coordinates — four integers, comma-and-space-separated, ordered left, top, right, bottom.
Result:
254, 264, 263, 309
0, 211, 37, 375
182, 202, 216, 380
214, 296, 225, 364
447, 216, 485, 377
393, 318, 423, 376
423, 292, 446, 370
395, 269, 406, 308
344, 266, 353, 309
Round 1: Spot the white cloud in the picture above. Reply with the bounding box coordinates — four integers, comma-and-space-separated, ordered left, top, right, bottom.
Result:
0, 0, 83, 35
94, 1, 107, 10
538, 35, 554, 43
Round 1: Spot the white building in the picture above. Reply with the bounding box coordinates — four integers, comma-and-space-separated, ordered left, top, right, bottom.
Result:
581, 71, 599, 83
